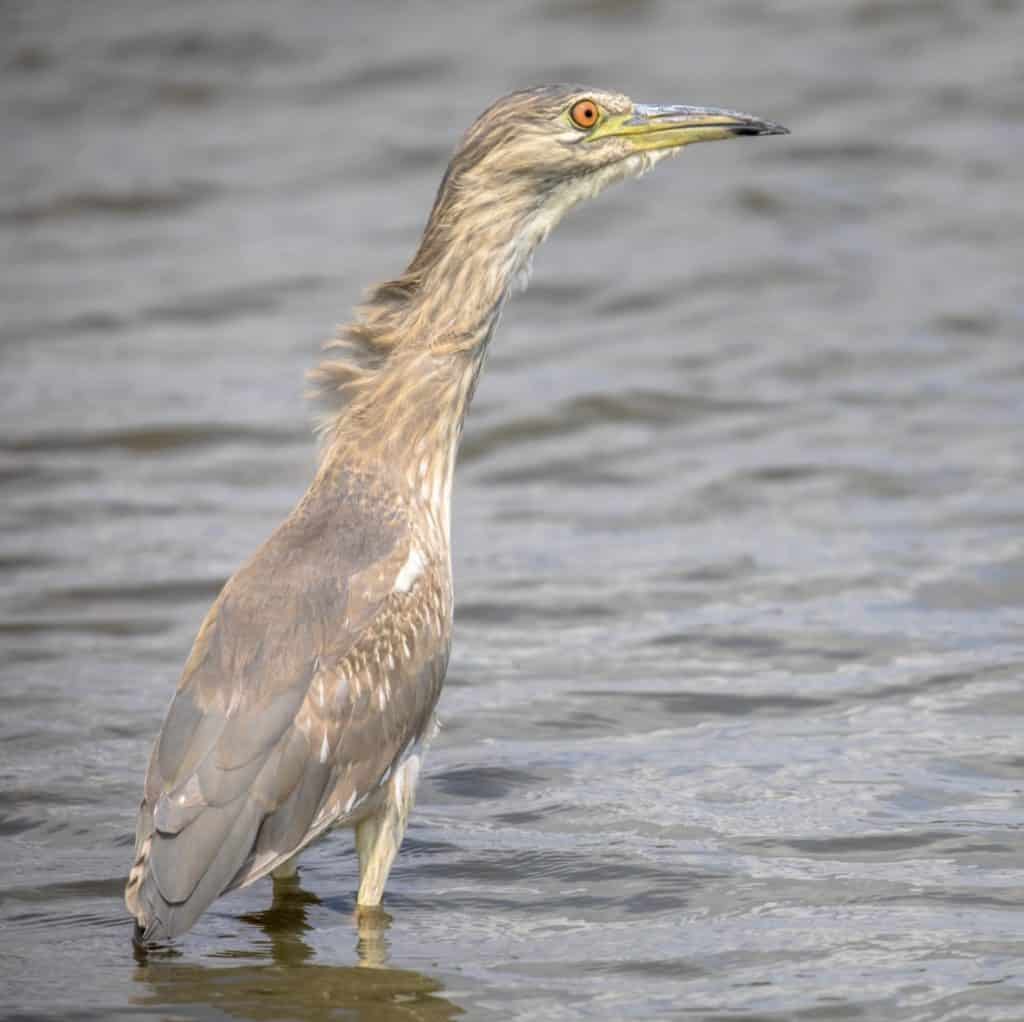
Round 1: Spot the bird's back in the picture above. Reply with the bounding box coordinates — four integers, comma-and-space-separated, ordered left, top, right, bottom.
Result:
126, 468, 450, 941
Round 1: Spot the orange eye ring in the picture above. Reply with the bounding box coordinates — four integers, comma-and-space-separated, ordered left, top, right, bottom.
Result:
569, 99, 600, 130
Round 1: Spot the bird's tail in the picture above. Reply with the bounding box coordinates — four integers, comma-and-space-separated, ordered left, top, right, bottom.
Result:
124, 798, 164, 940
125, 838, 151, 911
124, 791, 271, 943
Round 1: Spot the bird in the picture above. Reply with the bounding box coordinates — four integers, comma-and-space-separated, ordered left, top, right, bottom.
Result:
125, 84, 788, 943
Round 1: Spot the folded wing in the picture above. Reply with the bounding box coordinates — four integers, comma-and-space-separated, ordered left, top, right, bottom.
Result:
126, 475, 447, 941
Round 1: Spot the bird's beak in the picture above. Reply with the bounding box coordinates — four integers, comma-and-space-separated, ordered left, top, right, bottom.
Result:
587, 104, 789, 150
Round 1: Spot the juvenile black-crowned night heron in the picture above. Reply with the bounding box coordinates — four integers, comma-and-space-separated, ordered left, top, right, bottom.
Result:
126, 84, 787, 942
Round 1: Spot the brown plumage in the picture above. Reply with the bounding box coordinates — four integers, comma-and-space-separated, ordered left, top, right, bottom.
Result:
126, 84, 787, 943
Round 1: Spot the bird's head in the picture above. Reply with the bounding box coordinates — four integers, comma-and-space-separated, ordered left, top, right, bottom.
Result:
410, 84, 787, 292
458, 84, 786, 180
320, 86, 786, 447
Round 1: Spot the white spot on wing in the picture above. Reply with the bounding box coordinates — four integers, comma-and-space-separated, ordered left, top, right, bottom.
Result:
394, 546, 425, 593
178, 773, 202, 806
319, 732, 329, 763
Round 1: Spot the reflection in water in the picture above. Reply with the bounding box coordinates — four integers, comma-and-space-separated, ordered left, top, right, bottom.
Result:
132, 878, 462, 1021
237, 875, 321, 967
353, 906, 394, 970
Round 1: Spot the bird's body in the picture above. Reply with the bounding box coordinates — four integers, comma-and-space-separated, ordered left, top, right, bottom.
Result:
126, 85, 786, 943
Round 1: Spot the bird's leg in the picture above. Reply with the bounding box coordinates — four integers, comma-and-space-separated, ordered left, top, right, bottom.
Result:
271, 852, 300, 880
354, 754, 422, 906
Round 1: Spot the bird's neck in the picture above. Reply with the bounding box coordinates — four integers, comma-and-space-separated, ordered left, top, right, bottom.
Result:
313, 288, 505, 544
319, 341, 487, 541
313, 184, 551, 538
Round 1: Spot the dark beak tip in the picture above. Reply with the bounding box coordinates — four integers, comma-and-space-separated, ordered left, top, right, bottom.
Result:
732, 121, 789, 137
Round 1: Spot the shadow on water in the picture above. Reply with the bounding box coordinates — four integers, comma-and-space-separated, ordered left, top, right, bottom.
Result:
131, 879, 463, 1021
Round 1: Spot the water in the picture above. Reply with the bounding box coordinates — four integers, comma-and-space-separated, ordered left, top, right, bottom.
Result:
2, 0, 1023, 1018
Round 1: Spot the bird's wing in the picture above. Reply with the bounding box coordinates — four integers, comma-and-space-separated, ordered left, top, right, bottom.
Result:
126, 475, 449, 941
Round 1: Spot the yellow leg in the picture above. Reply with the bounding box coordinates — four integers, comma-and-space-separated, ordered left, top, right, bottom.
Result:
354, 754, 421, 906
271, 852, 300, 880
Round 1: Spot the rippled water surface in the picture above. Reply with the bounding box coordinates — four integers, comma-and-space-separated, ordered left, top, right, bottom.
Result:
3, 1, 1024, 1019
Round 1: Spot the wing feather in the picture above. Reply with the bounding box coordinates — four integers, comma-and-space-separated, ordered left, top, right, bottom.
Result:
126, 473, 446, 941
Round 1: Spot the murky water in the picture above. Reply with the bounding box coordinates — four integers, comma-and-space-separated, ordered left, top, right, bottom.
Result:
2, 0, 1024, 1018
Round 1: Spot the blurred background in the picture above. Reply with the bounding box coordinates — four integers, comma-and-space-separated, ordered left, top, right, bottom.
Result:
2, 1, 1023, 1019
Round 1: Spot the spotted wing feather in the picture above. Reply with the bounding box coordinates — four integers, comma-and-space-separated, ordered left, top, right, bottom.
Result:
126, 474, 446, 941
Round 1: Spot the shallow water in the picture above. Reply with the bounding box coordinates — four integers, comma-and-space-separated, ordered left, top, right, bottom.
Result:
2, 0, 1024, 1018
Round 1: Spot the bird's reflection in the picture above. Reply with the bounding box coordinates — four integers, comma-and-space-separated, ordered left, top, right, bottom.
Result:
132, 876, 462, 1021
237, 875, 320, 967
353, 904, 392, 969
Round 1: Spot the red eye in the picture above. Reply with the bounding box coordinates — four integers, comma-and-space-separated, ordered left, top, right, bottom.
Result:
569, 99, 600, 129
